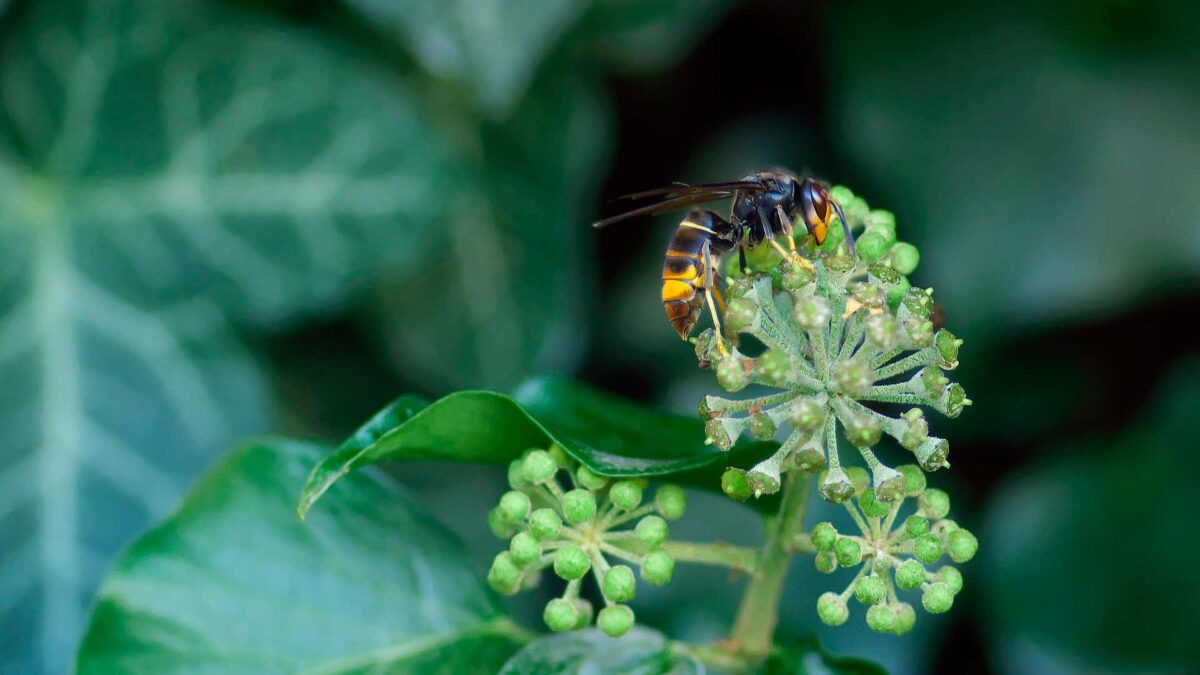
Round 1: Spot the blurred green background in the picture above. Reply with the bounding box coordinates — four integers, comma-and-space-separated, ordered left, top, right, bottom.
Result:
1, 0, 1198, 673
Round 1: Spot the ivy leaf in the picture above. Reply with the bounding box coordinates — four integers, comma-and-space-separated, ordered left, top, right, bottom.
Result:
0, 1, 457, 671
980, 362, 1200, 674
76, 439, 528, 674
828, 2, 1200, 333
765, 636, 888, 674
343, 0, 589, 115
376, 74, 611, 391
296, 376, 776, 519
575, 0, 738, 73
499, 627, 701, 675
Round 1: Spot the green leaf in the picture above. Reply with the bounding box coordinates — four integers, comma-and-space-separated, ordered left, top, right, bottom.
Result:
765, 636, 888, 674
980, 362, 1200, 673
499, 627, 701, 675
297, 375, 776, 519
77, 439, 528, 674
0, 1, 458, 671
344, 0, 589, 115
376, 74, 611, 390
575, 0, 738, 73
828, 3, 1200, 333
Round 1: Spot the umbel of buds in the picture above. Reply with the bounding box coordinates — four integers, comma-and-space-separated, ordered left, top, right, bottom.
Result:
487, 446, 687, 637
697, 185, 969, 503
806, 465, 977, 634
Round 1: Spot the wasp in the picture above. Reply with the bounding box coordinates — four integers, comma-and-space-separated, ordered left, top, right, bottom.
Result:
593, 171, 855, 355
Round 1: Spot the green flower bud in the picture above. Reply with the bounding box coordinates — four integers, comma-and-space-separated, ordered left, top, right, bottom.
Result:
904, 316, 934, 346
900, 287, 934, 319
855, 575, 887, 605
811, 522, 838, 552
721, 469, 752, 502
900, 409, 929, 451
792, 294, 832, 331
498, 491, 531, 523
641, 550, 675, 586
820, 468, 855, 503
866, 209, 896, 232
866, 604, 898, 634
920, 489, 951, 520
922, 582, 954, 614
921, 366, 949, 398
553, 546, 591, 580
914, 533, 944, 564
572, 599, 595, 629
935, 329, 962, 367
576, 466, 609, 490
942, 383, 970, 418
602, 565, 637, 603
887, 277, 912, 313
833, 360, 874, 397
635, 515, 669, 549
655, 484, 687, 520
793, 440, 826, 472
815, 550, 839, 573
543, 598, 579, 632
856, 230, 890, 262
891, 242, 920, 275
934, 519, 960, 537
868, 262, 902, 286
896, 463, 926, 496
756, 349, 790, 387
851, 282, 886, 309
748, 411, 778, 440
844, 466, 870, 494
829, 185, 856, 205
716, 355, 750, 392
872, 464, 906, 502
704, 415, 742, 451
487, 507, 514, 539
609, 481, 643, 511
843, 413, 883, 448
487, 552, 522, 595
947, 529, 978, 563
893, 602, 917, 635
864, 313, 901, 349
895, 559, 926, 590
835, 537, 863, 566
858, 490, 890, 519
529, 508, 563, 541
938, 566, 964, 595
905, 515, 930, 538
781, 263, 816, 290
509, 532, 541, 566
547, 443, 571, 469
724, 297, 759, 334
817, 592, 849, 626
597, 605, 634, 638
507, 460, 527, 489
787, 398, 825, 433
562, 489, 597, 525
521, 450, 558, 483
914, 437, 950, 472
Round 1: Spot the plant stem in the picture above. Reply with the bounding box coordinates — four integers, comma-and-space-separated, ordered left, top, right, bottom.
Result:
729, 470, 811, 658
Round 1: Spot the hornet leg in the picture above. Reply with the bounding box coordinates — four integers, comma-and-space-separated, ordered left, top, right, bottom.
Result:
703, 241, 729, 357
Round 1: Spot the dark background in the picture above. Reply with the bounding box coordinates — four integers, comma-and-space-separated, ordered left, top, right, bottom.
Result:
1, 0, 1197, 673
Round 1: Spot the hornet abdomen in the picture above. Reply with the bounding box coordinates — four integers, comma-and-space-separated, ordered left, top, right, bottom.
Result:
661, 209, 735, 339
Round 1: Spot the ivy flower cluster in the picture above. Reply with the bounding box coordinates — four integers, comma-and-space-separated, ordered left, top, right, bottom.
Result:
806, 464, 977, 634
487, 447, 687, 638
696, 186, 969, 503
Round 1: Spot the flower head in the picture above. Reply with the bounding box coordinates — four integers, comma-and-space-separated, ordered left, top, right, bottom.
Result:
487, 446, 686, 637
805, 467, 976, 634
697, 186, 969, 502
